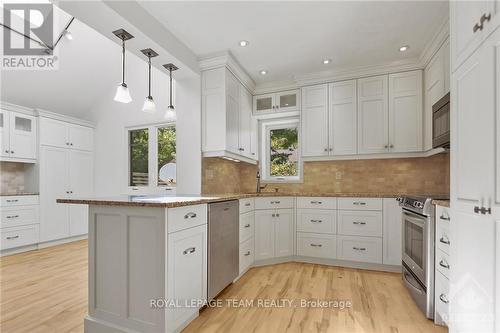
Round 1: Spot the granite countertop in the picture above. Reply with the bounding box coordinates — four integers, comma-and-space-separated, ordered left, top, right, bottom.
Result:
57, 192, 450, 208
0, 192, 39, 197
432, 199, 450, 208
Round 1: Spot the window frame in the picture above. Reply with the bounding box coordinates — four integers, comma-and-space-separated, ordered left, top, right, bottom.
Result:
260, 117, 302, 183
125, 121, 177, 194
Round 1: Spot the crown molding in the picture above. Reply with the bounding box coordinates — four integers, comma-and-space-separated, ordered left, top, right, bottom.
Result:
36, 108, 95, 128
198, 50, 256, 92
0, 101, 36, 116
417, 17, 450, 68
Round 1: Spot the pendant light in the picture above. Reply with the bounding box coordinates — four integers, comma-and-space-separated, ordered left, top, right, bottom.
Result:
141, 48, 159, 113
163, 63, 178, 121
112, 29, 134, 103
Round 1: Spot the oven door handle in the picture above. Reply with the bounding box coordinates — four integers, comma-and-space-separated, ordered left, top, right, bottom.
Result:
403, 272, 424, 295
402, 210, 426, 227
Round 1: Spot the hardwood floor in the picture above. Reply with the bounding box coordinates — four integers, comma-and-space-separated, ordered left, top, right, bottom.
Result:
0, 241, 446, 333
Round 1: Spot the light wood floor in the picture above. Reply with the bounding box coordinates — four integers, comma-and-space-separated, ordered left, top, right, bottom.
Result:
0, 241, 447, 333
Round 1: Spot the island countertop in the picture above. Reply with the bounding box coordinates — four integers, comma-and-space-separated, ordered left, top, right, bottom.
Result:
57, 192, 450, 208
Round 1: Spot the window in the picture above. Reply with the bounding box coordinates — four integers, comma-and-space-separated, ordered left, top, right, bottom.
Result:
261, 118, 301, 182
127, 124, 176, 192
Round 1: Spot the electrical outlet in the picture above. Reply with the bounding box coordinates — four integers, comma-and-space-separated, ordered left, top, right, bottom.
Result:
335, 171, 342, 180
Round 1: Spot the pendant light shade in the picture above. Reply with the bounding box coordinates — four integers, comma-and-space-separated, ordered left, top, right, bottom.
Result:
163, 63, 179, 120
141, 48, 159, 113
112, 29, 134, 104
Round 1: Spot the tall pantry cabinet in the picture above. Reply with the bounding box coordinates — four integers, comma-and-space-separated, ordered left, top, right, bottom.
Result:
39, 115, 94, 242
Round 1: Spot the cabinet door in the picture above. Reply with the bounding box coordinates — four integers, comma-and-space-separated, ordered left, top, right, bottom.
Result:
167, 224, 207, 329
329, 80, 357, 155
357, 75, 389, 154
9, 112, 37, 159
39, 117, 68, 148
382, 198, 402, 266
68, 150, 93, 236
225, 72, 240, 155
250, 117, 258, 160
254, 210, 275, 260
276, 90, 300, 112
0, 110, 10, 157
275, 209, 294, 258
40, 146, 69, 242
253, 93, 275, 113
451, 1, 496, 72
301, 84, 329, 157
239, 86, 252, 157
68, 124, 93, 151
388, 70, 423, 153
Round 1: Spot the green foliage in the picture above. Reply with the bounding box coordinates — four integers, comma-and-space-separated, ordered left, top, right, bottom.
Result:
270, 128, 298, 177
157, 127, 176, 170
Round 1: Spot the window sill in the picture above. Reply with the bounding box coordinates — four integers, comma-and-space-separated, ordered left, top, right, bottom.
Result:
262, 178, 303, 184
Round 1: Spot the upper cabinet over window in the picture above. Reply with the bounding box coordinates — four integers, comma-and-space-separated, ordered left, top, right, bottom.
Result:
253, 90, 300, 114
0, 105, 37, 163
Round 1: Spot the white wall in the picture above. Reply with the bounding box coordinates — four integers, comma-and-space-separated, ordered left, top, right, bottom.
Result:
89, 49, 201, 196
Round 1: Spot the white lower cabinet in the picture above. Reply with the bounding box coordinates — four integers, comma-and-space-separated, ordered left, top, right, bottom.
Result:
297, 233, 336, 259
435, 271, 450, 326
0, 224, 39, 250
296, 209, 336, 234
239, 237, 254, 274
336, 235, 383, 264
0, 195, 40, 252
337, 210, 382, 237
238, 201, 255, 275
254, 208, 293, 261
382, 198, 402, 265
434, 204, 451, 327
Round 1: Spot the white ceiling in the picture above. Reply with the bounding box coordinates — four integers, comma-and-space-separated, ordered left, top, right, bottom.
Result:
139, 1, 449, 84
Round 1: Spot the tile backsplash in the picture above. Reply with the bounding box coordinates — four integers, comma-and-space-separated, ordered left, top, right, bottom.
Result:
0, 162, 28, 194
202, 153, 450, 195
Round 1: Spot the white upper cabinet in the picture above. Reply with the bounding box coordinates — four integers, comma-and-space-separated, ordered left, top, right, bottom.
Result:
253, 90, 300, 114
357, 75, 389, 154
0, 109, 37, 161
68, 124, 93, 151
225, 71, 240, 155
40, 117, 93, 151
388, 70, 423, 153
451, 1, 498, 72
239, 84, 253, 158
301, 84, 329, 157
329, 80, 357, 155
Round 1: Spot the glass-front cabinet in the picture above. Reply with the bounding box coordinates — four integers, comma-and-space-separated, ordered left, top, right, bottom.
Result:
253, 89, 300, 114
0, 108, 37, 161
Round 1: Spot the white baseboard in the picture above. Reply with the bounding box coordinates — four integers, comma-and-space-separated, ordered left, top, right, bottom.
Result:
38, 234, 88, 249
0, 244, 38, 256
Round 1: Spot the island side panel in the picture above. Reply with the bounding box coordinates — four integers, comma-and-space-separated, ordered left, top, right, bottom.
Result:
86, 205, 167, 333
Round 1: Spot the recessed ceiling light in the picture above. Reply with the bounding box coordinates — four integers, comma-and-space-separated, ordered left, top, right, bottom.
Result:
322, 58, 331, 65
399, 45, 409, 52
239, 40, 249, 47
260, 70, 267, 75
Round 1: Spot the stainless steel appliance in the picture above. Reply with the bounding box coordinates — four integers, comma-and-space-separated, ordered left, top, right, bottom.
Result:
397, 195, 447, 319
432, 92, 450, 149
208, 200, 239, 300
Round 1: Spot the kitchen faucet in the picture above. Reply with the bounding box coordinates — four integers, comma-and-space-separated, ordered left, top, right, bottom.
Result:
256, 171, 267, 193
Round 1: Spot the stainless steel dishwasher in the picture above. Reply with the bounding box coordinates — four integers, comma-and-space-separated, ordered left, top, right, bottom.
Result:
208, 200, 239, 300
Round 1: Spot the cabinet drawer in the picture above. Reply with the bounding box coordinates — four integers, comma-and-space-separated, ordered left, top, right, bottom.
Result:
0, 224, 39, 250
297, 233, 336, 259
1, 206, 39, 228
239, 198, 254, 214
296, 209, 336, 234
167, 204, 207, 233
239, 211, 254, 243
436, 249, 450, 279
296, 197, 336, 210
239, 237, 254, 275
0, 195, 39, 207
435, 271, 449, 326
337, 210, 382, 237
338, 198, 382, 211
255, 197, 294, 210
337, 235, 382, 263
436, 219, 451, 255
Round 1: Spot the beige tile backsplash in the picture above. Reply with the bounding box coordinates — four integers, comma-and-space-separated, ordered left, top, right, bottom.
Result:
202, 153, 450, 195
0, 162, 27, 194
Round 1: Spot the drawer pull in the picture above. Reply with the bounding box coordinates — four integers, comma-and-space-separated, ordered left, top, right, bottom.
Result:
439, 259, 450, 269
310, 201, 322, 204
271, 201, 281, 204
6, 199, 19, 203
245, 203, 251, 207
353, 221, 366, 225
244, 224, 251, 228
6, 215, 19, 219
6, 235, 19, 240
439, 236, 450, 245
440, 215, 451, 221
310, 219, 323, 223
353, 247, 367, 251
439, 293, 449, 304
183, 247, 196, 255
184, 212, 197, 219
310, 243, 323, 247
353, 202, 367, 206
244, 251, 251, 256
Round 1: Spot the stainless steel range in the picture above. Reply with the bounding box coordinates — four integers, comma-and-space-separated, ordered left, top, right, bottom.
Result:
396, 195, 447, 319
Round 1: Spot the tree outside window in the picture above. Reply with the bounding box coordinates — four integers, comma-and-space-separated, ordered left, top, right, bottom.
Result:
270, 127, 298, 177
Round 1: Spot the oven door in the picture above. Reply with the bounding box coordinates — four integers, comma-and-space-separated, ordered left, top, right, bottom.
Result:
402, 209, 427, 286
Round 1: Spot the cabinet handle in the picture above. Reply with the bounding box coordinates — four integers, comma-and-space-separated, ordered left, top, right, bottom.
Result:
310, 201, 322, 205
384, 145, 388, 149
310, 219, 322, 223
244, 251, 251, 256
245, 203, 251, 207
439, 236, 450, 245
184, 212, 197, 219
353, 202, 367, 206
6, 199, 18, 203
474, 206, 491, 215
4, 150, 8, 153
439, 294, 449, 304
6, 215, 19, 219
6, 235, 19, 240
70, 143, 73, 146
439, 259, 450, 269
244, 224, 251, 228
310, 243, 322, 247
353, 221, 366, 225
389, 144, 394, 148
10, 150, 14, 154
238, 148, 244, 151
353, 247, 366, 251
272, 106, 276, 110
324, 148, 328, 152
440, 215, 450, 221
183, 247, 196, 255
272, 213, 276, 217
276, 213, 280, 217
271, 201, 281, 204
480, 13, 492, 25
66, 142, 69, 146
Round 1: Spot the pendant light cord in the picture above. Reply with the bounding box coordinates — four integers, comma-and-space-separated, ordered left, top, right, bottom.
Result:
121, 38, 126, 85
169, 68, 173, 108
148, 55, 152, 98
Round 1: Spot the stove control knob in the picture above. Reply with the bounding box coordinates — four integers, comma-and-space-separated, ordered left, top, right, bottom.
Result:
396, 197, 403, 203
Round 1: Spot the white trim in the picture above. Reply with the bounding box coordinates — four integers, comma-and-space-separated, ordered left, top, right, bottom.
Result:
0, 101, 36, 116
418, 18, 450, 68
202, 150, 258, 165
301, 148, 446, 162
36, 108, 95, 128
